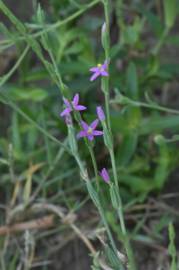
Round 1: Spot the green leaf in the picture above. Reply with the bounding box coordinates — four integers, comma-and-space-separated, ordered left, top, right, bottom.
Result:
12, 111, 22, 155
23, 174, 32, 205
0, 0, 26, 34
119, 174, 154, 194
143, 10, 163, 37
9, 87, 48, 102
86, 181, 100, 208
154, 141, 170, 189
105, 246, 124, 270
126, 62, 139, 99
117, 133, 138, 166
122, 17, 143, 45
110, 183, 121, 209
163, 0, 178, 28
140, 115, 179, 135
168, 223, 177, 270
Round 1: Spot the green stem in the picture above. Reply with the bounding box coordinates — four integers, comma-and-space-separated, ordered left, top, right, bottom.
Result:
102, 0, 111, 131
74, 112, 100, 190
136, 100, 179, 115
111, 97, 179, 115
103, 0, 110, 59
152, 27, 170, 55
88, 144, 100, 191
98, 205, 123, 266
103, 0, 128, 251
0, 45, 29, 87
48, 50, 64, 92
110, 149, 126, 236
75, 153, 121, 265
104, 91, 111, 132
110, 147, 136, 270
102, 1, 136, 268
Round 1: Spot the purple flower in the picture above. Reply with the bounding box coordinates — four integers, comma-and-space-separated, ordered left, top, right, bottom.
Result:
100, 168, 110, 183
97, 106, 105, 121
77, 119, 103, 141
89, 60, 109, 81
60, 93, 86, 117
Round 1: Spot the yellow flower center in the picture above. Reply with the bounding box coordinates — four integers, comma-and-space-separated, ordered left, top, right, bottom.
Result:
97, 63, 105, 72
87, 127, 93, 134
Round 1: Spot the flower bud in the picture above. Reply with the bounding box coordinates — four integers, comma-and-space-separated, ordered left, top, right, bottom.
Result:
97, 106, 105, 121
100, 168, 110, 183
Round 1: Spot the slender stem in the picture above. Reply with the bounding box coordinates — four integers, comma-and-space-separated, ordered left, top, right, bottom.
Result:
0, 45, 29, 87
111, 98, 179, 115
110, 151, 136, 270
48, 50, 64, 92
88, 144, 100, 191
74, 112, 100, 190
103, 0, 111, 131
104, 91, 111, 132
135, 101, 179, 115
152, 27, 170, 55
103, 0, 110, 59
103, 0, 127, 240
109, 149, 118, 188
98, 205, 123, 264
74, 152, 121, 264
102, 1, 136, 268
110, 149, 126, 235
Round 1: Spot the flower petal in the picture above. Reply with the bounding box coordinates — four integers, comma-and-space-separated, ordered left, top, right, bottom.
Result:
81, 120, 89, 131
77, 130, 87, 139
102, 60, 108, 69
90, 119, 99, 130
100, 70, 109, 76
93, 130, 103, 136
72, 93, 79, 106
60, 108, 71, 117
100, 168, 110, 183
90, 72, 100, 81
88, 134, 94, 141
89, 67, 99, 72
75, 105, 87, 111
63, 97, 70, 107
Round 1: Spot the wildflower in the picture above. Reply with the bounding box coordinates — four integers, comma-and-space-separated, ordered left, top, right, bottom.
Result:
60, 93, 86, 117
77, 119, 103, 141
96, 106, 105, 121
100, 168, 110, 183
89, 60, 109, 81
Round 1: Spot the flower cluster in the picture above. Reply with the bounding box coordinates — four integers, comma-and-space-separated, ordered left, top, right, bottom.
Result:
60, 60, 110, 183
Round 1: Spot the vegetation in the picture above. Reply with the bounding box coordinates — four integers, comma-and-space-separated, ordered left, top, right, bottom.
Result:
0, 0, 179, 269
